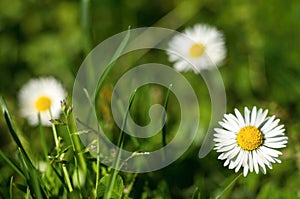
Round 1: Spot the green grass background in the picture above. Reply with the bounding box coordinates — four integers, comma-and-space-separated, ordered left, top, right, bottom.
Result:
0, 0, 300, 198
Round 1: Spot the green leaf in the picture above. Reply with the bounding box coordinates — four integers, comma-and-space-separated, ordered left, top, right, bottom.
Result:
0, 150, 25, 179
214, 173, 242, 199
94, 26, 131, 101
18, 148, 44, 199
49, 119, 66, 125
14, 183, 28, 193
1, 97, 30, 161
162, 84, 172, 147
9, 176, 13, 199
97, 174, 124, 199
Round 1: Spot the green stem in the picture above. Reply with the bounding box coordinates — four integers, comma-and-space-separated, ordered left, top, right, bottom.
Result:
61, 153, 74, 192
95, 135, 100, 198
49, 110, 73, 192
50, 122, 59, 148
81, 0, 92, 55
124, 173, 138, 198
64, 113, 83, 194
69, 112, 87, 173
38, 113, 48, 159
215, 173, 242, 199
9, 176, 13, 199
104, 91, 136, 199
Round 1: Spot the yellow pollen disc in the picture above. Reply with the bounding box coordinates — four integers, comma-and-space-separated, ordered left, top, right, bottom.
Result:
189, 43, 206, 58
237, 126, 263, 151
35, 96, 52, 112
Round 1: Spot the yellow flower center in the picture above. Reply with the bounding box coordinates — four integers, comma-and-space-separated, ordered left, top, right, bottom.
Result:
189, 43, 206, 58
236, 126, 263, 151
35, 96, 52, 112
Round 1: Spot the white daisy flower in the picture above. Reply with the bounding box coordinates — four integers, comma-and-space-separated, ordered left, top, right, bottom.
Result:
214, 107, 288, 176
18, 77, 67, 126
167, 24, 226, 73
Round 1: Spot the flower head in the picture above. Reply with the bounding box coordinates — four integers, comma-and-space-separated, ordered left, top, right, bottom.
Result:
214, 107, 288, 176
18, 77, 67, 126
167, 24, 226, 73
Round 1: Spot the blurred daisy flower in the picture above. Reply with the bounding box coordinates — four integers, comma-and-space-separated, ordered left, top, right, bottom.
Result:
18, 77, 67, 126
214, 107, 288, 176
167, 24, 226, 73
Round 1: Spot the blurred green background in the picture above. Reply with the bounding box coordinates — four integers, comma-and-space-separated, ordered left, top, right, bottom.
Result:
1, 0, 300, 198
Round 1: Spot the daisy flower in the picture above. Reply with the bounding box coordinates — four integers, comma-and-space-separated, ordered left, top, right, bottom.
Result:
214, 107, 288, 176
167, 23, 226, 73
18, 77, 67, 126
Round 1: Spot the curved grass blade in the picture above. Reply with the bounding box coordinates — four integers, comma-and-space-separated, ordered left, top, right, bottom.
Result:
1, 97, 31, 164
103, 90, 136, 199
0, 150, 25, 179
162, 84, 172, 147
215, 173, 242, 199
94, 26, 131, 101
9, 176, 13, 199
18, 148, 43, 199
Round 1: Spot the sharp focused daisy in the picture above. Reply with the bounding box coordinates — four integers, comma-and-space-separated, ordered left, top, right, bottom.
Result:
18, 77, 67, 126
214, 107, 288, 176
167, 24, 226, 73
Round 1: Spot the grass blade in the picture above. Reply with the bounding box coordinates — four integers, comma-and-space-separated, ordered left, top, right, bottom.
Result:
215, 173, 242, 199
9, 176, 13, 199
1, 97, 32, 165
18, 148, 43, 199
162, 84, 172, 147
0, 150, 25, 179
94, 26, 131, 101
103, 90, 136, 199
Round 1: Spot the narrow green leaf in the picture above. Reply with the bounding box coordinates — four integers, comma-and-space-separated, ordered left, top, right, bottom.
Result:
9, 176, 13, 199
104, 90, 136, 199
49, 119, 66, 125
50, 165, 66, 188
162, 84, 172, 147
97, 174, 124, 199
14, 183, 28, 193
1, 97, 32, 165
215, 173, 242, 199
191, 187, 201, 199
0, 150, 25, 179
18, 148, 43, 199
94, 26, 131, 101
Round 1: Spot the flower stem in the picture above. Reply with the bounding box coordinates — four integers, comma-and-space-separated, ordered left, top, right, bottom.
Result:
49, 110, 73, 192
215, 173, 242, 199
38, 113, 48, 158
104, 91, 136, 199
61, 153, 74, 192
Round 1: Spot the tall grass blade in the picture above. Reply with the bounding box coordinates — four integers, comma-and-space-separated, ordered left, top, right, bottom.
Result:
103, 90, 136, 199
0, 150, 25, 179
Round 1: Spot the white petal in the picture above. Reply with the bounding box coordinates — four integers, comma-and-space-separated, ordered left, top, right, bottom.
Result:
234, 108, 245, 127
252, 151, 259, 174
244, 107, 250, 126
260, 146, 282, 157
261, 116, 276, 132
220, 146, 240, 160
255, 109, 268, 127
223, 114, 240, 131
250, 106, 257, 126
264, 137, 288, 143
216, 144, 236, 152
262, 118, 280, 133
263, 142, 287, 149
249, 151, 253, 172
229, 149, 243, 170
235, 150, 246, 173
218, 121, 240, 132
254, 150, 267, 174
264, 125, 285, 137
